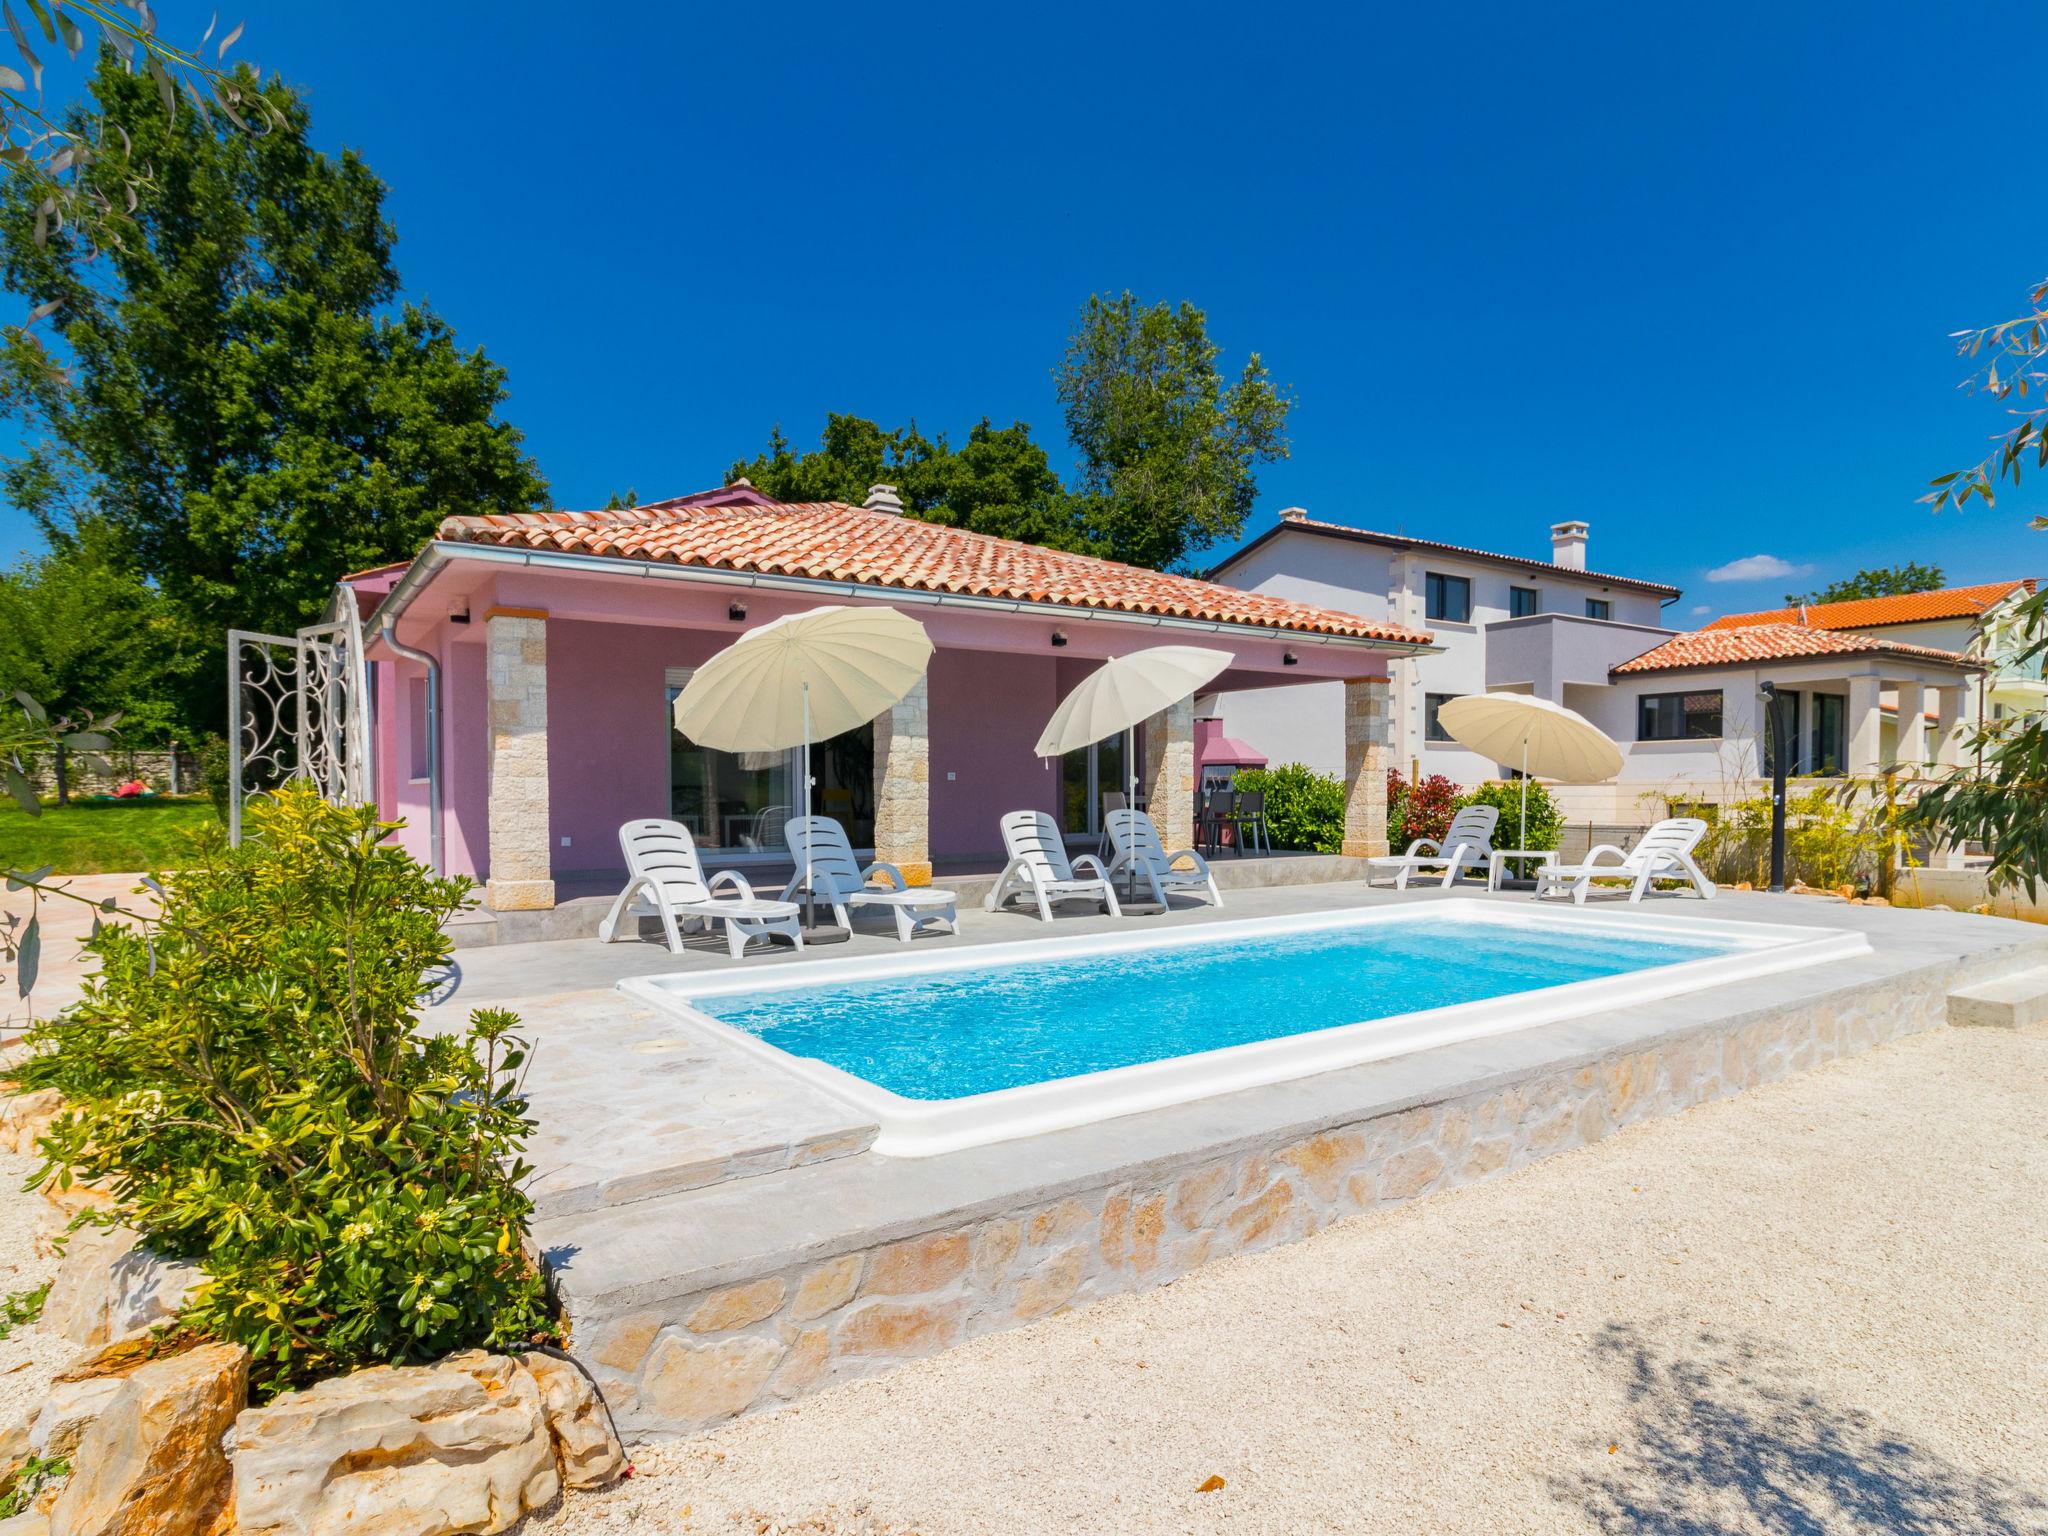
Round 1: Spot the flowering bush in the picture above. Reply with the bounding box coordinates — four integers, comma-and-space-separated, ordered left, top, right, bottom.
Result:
1387, 769, 1460, 850
1231, 763, 1346, 853
18, 783, 551, 1394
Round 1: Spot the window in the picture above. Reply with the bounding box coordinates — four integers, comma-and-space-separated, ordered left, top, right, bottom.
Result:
1637, 690, 1723, 741
406, 675, 430, 781
1424, 693, 1458, 742
1508, 586, 1540, 618
1584, 598, 1612, 620
1425, 572, 1471, 623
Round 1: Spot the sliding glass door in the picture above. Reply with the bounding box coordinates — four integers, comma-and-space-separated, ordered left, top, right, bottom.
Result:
666, 671, 873, 853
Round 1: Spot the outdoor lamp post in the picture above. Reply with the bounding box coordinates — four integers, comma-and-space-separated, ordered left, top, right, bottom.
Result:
1760, 682, 1790, 892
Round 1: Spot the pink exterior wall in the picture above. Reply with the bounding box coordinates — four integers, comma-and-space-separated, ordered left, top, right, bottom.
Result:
928, 649, 1064, 863
363, 556, 1400, 883
543, 619, 733, 874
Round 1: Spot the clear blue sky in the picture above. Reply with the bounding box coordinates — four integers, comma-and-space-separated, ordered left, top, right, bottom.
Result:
5, 0, 2043, 622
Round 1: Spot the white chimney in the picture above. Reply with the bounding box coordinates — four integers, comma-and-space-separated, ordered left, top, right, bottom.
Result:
863, 484, 904, 515
1550, 519, 1589, 571
1277, 506, 1309, 524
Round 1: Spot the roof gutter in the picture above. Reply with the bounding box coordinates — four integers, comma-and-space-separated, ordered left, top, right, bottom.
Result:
365, 540, 1443, 657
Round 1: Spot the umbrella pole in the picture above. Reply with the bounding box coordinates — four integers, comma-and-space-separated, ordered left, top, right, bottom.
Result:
802, 682, 816, 932
1520, 738, 1529, 850
1125, 725, 1139, 905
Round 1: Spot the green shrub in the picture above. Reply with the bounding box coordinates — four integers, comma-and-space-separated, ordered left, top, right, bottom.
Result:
1232, 763, 1345, 853
197, 734, 232, 824
1457, 779, 1561, 852
1692, 788, 1908, 892
19, 783, 551, 1394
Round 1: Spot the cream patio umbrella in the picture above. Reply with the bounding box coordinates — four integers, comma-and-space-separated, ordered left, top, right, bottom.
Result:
1036, 645, 1235, 905
1434, 692, 1622, 846
673, 604, 934, 926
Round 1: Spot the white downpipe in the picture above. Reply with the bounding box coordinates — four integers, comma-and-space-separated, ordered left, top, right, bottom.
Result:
379, 621, 444, 876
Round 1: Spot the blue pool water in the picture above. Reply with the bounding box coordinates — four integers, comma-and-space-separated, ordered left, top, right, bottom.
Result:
692, 918, 1737, 1101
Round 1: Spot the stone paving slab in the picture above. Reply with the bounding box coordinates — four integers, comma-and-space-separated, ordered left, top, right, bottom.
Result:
419, 984, 877, 1219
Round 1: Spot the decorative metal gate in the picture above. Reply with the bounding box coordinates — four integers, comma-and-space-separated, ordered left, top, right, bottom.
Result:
226, 592, 373, 843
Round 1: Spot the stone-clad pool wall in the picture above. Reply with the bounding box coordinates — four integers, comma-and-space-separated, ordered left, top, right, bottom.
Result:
572, 967, 1949, 1441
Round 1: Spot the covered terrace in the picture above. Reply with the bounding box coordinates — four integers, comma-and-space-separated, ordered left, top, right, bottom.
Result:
348, 484, 1437, 915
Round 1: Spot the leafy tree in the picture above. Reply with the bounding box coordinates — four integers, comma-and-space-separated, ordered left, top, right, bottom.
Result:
1786, 562, 1946, 606
1905, 274, 2048, 893
729, 412, 1096, 552
0, 54, 547, 732
0, 524, 190, 745
1055, 291, 1292, 571
0, 3, 280, 266
1922, 274, 2048, 516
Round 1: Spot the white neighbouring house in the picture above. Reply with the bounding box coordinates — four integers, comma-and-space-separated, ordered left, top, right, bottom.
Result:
1206, 512, 2012, 822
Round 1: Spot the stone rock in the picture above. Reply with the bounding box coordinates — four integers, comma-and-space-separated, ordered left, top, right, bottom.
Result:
684, 1277, 785, 1334
27, 1376, 126, 1461
49, 1341, 247, 1536
520, 1353, 623, 1491
862, 1232, 969, 1296
789, 1256, 861, 1322
105, 1248, 201, 1343
232, 1351, 557, 1536
1013, 1246, 1086, 1321
0, 1513, 52, 1536
38, 1229, 199, 1355
0, 1087, 61, 1155
640, 1334, 782, 1429
40, 1227, 139, 1350
831, 1299, 963, 1360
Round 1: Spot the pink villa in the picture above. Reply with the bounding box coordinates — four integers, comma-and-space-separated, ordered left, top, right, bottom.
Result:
341, 483, 1437, 915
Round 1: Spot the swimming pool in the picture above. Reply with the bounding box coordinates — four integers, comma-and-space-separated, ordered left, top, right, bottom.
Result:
622, 901, 1868, 1155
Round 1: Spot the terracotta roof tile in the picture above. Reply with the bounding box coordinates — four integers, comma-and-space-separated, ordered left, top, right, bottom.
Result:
436, 495, 1436, 646
1612, 623, 1980, 676
1703, 579, 2035, 632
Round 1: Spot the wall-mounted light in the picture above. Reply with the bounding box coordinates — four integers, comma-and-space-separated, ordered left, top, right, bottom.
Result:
448, 602, 470, 625
1050, 630, 1069, 648
728, 602, 748, 622
1282, 650, 1299, 666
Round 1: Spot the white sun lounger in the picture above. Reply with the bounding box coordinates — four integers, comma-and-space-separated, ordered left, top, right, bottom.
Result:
597, 818, 803, 959
1366, 804, 1499, 890
984, 809, 1122, 921
781, 815, 959, 942
1534, 817, 1715, 905
1105, 808, 1222, 909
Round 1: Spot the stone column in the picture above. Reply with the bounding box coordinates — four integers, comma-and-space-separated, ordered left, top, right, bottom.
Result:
1142, 694, 1196, 852
1341, 676, 1391, 857
1931, 684, 1966, 768
1844, 675, 1884, 779
1892, 681, 1928, 772
872, 675, 931, 886
485, 610, 554, 911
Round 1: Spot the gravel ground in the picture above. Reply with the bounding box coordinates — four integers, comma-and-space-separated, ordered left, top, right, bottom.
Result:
522, 1027, 2048, 1536
0, 1142, 64, 1436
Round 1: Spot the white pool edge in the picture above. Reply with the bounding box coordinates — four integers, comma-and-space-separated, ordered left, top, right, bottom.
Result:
619, 900, 1872, 1157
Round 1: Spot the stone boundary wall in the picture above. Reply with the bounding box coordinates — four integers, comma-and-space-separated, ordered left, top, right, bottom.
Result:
576, 967, 1950, 1442
19, 747, 198, 797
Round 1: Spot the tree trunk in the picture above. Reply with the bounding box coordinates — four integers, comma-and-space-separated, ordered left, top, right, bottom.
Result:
53, 741, 69, 806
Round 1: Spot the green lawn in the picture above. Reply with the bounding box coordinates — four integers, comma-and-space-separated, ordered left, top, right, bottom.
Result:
0, 795, 220, 875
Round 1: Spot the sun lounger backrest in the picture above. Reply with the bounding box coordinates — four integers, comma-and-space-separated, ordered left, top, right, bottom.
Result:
1000, 809, 1076, 881
784, 815, 864, 897
1105, 808, 1168, 873
618, 819, 712, 905
1630, 817, 1708, 865
1443, 804, 1498, 852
